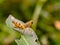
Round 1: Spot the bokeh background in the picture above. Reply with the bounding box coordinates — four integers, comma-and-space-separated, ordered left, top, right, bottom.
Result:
0, 0, 60, 45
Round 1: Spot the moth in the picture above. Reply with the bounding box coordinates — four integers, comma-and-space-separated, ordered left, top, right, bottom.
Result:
12, 20, 33, 30
12, 20, 33, 35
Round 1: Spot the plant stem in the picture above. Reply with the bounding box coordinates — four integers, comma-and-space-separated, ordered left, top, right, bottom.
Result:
32, 0, 47, 30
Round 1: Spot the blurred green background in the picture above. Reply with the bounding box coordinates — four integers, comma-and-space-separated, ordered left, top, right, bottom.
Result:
0, 0, 60, 45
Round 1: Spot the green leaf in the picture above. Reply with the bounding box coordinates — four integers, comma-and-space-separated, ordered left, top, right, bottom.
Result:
15, 35, 40, 45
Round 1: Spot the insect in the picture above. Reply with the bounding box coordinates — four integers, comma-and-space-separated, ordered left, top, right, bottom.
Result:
12, 20, 33, 30
12, 20, 33, 35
